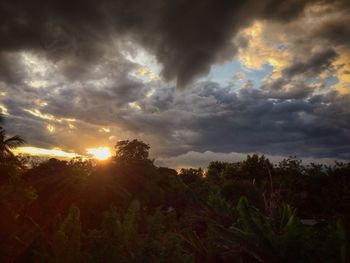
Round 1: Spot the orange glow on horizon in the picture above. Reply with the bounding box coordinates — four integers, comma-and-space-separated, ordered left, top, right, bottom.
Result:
13, 146, 80, 159
13, 146, 113, 161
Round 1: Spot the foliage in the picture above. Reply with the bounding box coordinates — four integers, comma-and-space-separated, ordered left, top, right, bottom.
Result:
0, 115, 25, 157
178, 168, 204, 185
0, 123, 348, 262
212, 196, 347, 262
115, 139, 152, 165
52, 205, 82, 263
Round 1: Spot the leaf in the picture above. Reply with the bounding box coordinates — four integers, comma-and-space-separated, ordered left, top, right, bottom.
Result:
336, 218, 347, 263
184, 231, 207, 255
183, 254, 195, 263
122, 200, 140, 242
236, 197, 272, 249
280, 203, 296, 230
212, 224, 266, 262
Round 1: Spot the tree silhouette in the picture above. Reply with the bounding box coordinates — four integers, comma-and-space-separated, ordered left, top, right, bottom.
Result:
0, 129, 347, 262
0, 114, 25, 157
115, 139, 151, 164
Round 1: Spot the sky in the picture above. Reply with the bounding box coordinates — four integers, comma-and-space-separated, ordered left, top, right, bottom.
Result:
1, 0, 350, 168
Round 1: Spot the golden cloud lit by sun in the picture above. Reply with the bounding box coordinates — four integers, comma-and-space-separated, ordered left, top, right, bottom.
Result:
13, 147, 80, 159
47, 124, 55, 133
24, 108, 76, 123
86, 147, 112, 160
236, 21, 291, 78
128, 102, 141, 110
0, 104, 9, 115
99, 127, 110, 133
13, 146, 113, 161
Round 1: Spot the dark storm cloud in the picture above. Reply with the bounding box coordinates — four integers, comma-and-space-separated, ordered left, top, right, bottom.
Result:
3, 114, 56, 148
46, 82, 350, 158
1, 0, 350, 164
0, 48, 149, 151
0, 52, 27, 85
309, 0, 350, 47
283, 49, 338, 78
3, 71, 350, 159
131, 82, 350, 159
260, 79, 314, 100
1, 0, 343, 88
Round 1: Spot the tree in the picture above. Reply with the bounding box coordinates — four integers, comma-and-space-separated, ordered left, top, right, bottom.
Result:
115, 139, 151, 164
206, 161, 227, 185
178, 168, 204, 185
52, 205, 82, 263
0, 114, 25, 157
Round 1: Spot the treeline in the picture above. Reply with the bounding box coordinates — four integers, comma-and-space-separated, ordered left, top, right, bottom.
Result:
0, 137, 349, 262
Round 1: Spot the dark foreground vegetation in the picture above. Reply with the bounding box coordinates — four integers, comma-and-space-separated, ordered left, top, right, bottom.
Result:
0, 121, 349, 262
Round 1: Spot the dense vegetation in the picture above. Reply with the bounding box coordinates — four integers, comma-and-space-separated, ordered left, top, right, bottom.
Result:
0, 117, 349, 262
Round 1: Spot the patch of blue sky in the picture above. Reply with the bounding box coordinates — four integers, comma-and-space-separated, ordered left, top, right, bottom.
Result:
306, 75, 339, 95
201, 59, 274, 89
318, 76, 339, 94
324, 76, 339, 88
310, 75, 338, 87
276, 44, 287, 51
244, 63, 274, 88
205, 59, 242, 83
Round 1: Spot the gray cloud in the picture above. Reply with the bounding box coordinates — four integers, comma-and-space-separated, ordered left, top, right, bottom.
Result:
1, 0, 347, 88
106, 81, 350, 160
282, 49, 338, 78
1, 0, 350, 167
2, 71, 350, 162
155, 150, 338, 169
0, 52, 28, 85
256, 49, 339, 100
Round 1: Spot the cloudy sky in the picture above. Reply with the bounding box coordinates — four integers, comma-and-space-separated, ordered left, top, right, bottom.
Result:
1, 0, 350, 167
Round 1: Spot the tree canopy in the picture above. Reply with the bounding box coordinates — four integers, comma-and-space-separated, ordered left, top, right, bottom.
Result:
115, 139, 151, 163
0, 118, 348, 262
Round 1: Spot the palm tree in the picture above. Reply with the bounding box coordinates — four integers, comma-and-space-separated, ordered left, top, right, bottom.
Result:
0, 114, 25, 157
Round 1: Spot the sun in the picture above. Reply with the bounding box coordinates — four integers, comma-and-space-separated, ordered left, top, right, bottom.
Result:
86, 147, 112, 160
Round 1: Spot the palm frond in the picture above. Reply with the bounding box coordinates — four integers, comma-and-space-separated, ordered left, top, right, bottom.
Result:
4, 146, 14, 156
4, 135, 25, 147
